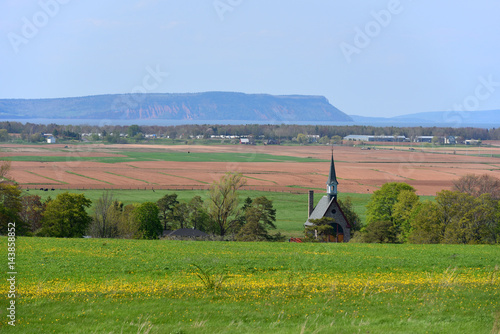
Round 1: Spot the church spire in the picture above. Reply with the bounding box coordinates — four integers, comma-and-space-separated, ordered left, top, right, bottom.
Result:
327, 153, 337, 185
327, 152, 338, 201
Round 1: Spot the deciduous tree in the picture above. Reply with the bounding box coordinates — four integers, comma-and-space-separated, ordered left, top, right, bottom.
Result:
20, 194, 45, 234
319, 136, 330, 145
296, 133, 308, 144
440, 191, 495, 244
89, 191, 118, 238
392, 190, 420, 242
474, 194, 500, 244
0, 160, 11, 181
135, 202, 162, 239
127, 124, 141, 138
361, 220, 398, 244
331, 135, 343, 144
117, 203, 140, 238
408, 191, 500, 245
453, 174, 500, 200
0, 129, 9, 142
0, 184, 26, 235
408, 201, 444, 244
207, 172, 246, 236
366, 182, 417, 225
338, 196, 361, 234
39, 192, 92, 238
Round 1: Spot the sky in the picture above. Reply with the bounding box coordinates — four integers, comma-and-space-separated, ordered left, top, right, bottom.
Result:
1, 0, 500, 118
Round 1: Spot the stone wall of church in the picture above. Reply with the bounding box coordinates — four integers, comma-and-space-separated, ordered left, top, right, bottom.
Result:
323, 201, 351, 242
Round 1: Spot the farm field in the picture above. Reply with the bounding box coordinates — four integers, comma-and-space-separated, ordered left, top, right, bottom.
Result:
2, 143, 500, 196
0, 237, 499, 333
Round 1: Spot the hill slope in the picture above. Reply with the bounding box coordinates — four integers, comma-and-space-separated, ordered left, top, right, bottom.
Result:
0, 92, 353, 122
350, 110, 500, 127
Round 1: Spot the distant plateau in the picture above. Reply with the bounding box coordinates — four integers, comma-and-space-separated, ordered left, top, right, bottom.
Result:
0, 92, 498, 128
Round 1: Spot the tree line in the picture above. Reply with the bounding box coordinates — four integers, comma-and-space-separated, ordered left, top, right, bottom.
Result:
0, 171, 283, 242
1, 121, 499, 143
355, 174, 500, 244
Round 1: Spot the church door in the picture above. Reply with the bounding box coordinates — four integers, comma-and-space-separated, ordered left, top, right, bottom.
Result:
331, 223, 344, 243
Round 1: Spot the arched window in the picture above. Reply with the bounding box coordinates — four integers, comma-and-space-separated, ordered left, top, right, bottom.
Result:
331, 223, 344, 235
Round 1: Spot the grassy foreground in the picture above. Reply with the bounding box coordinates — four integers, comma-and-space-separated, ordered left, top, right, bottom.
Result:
0, 237, 499, 333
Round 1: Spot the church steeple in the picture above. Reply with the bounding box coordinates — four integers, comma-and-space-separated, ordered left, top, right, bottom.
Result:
327, 153, 338, 201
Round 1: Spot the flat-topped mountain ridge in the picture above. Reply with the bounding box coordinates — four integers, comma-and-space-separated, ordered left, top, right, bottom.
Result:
0, 92, 352, 122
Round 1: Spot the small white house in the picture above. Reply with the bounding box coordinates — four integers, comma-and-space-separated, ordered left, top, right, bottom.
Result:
465, 139, 481, 145
43, 134, 56, 144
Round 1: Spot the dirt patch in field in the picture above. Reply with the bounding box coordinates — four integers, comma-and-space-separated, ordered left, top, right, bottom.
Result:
0, 152, 124, 157
4, 144, 500, 196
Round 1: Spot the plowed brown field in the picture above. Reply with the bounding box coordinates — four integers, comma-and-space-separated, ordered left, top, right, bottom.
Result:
2, 143, 500, 195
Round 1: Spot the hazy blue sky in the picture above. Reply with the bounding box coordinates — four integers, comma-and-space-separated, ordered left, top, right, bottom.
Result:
2, 0, 500, 117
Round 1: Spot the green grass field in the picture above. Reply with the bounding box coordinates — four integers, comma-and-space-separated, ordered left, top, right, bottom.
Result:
1, 237, 499, 333
4, 151, 326, 163
24, 189, 373, 236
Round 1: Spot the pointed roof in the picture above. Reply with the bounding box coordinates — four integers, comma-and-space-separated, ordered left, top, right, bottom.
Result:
305, 196, 352, 229
167, 228, 208, 237
327, 153, 338, 185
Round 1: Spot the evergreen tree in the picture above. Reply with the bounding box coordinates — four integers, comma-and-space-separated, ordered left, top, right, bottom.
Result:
157, 194, 179, 230
187, 196, 211, 231
236, 208, 269, 242
236, 196, 279, 241
304, 217, 335, 242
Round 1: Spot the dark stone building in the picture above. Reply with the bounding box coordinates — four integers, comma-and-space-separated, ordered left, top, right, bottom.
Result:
304, 154, 352, 242
163, 228, 208, 239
